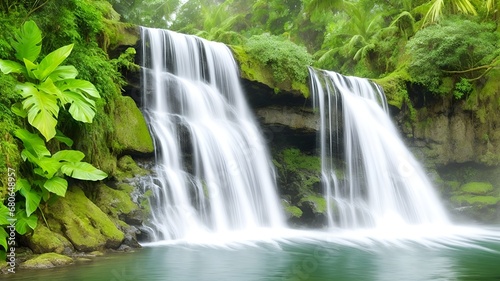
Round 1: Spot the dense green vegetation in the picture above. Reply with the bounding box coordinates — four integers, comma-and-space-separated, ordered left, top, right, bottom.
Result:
0, 0, 499, 266
0, 19, 108, 261
114, 0, 499, 97
0, 0, 143, 263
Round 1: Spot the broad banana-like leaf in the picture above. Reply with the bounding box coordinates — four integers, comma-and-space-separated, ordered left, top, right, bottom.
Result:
43, 176, 68, 197
61, 162, 107, 181
0, 59, 24, 74
17, 83, 59, 141
57, 79, 100, 98
64, 91, 96, 123
23, 58, 38, 80
18, 180, 41, 217
12, 20, 42, 62
48, 65, 78, 82
52, 150, 85, 163
33, 44, 73, 81
39, 77, 67, 104
14, 128, 50, 158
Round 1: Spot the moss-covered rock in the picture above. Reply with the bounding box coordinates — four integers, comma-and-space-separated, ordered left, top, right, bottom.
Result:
451, 195, 500, 206
460, 182, 494, 195
112, 96, 154, 155
45, 186, 124, 252
114, 155, 149, 181
230, 45, 309, 97
299, 194, 327, 214
20, 253, 73, 269
373, 69, 411, 110
94, 183, 143, 225
282, 200, 303, 219
25, 224, 74, 254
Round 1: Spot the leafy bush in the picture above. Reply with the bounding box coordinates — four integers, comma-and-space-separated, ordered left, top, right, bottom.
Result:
406, 18, 497, 93
245, 34, 312, 84
0, 20, 107, 260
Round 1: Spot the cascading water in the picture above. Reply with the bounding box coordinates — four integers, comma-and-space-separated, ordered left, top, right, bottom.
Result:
140, 27, 285, 241
308, 68, 450, 229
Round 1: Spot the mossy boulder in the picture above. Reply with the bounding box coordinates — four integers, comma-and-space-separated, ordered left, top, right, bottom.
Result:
460, 182, 494, 195
20, 253, 73, 269
282, 200, 303, 219
45, 186, 124, 252
114, 155, 149, 181
95, 183, 143, 225
112, 96, 154, 155
299, 194, 327, 214
25, 224, 74, 254
230, 45, 309, 97
451, 195, 500, 206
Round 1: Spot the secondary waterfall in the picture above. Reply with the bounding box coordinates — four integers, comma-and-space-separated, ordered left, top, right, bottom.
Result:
140, 27, 285, 241
309, 68, 450, 229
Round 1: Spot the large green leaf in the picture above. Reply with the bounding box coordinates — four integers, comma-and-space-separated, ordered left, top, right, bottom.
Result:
33, 44, 74, 81
54, 130, 74, 147
52, 150, 85, 162
0, 204, 11, 225
43, 176, 68, 197
0, 227, 8, 251
48, 65, 78, 82
39, 77, 67, 104
15, 209, 38, 235
61, 162, 108, 181
18, 180, 41, 216
0, 59, 24, 74
36, 157, 63, 178
11, 102, 28, 118
14, 128, 50, 158
64, 91, 96, 123
12, 20, 42, 62
57, 79, 100, 98
23, 58, 38, 80
17, 83, 59, 141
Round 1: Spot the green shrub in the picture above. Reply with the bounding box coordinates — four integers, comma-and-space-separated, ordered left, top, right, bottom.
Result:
245, 34, 312, 85
406, 18, 497, 93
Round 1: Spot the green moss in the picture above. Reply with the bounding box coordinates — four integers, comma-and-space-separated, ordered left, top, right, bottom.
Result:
26, 224, 74, 254
451, 195, 500, 206
94, 184, 139, 220
102, 19, 139, 52
20, 253, 73, 269
46, 186, 124, 252
460, 182, 494, 195
112, 96, 154, 154
114, 155, 149, 181
445, 181, 462, 192
373, 69, 410, 109
299, 195, 327, 213
230, 45, 309, 97
282, 200, 303, 218
282, 148, 321, 172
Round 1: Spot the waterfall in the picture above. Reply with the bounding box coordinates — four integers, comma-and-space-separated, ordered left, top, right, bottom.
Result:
140, 27, 285, 241
308, 68, 450, 229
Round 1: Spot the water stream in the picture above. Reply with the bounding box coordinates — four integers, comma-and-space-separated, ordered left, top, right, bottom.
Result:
140, 27, 285, 241
308, 69, 449, 229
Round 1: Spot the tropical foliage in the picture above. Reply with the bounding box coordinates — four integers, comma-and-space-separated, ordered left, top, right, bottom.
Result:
0, 20, 107, 260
